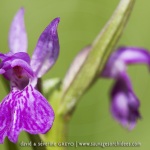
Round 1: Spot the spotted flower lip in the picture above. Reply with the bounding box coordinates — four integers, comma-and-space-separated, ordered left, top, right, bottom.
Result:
0, 85, 54, 143
0, 8, 60, 143
102, 47, 150, 129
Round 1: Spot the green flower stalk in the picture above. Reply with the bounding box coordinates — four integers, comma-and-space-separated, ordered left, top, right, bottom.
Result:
59, 0, 135, 116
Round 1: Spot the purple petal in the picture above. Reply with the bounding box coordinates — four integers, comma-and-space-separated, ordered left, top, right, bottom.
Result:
31, 18, 60, 78
0, 52, 33, 80
0, 52, 14, 61
0, 53, 7, 60
102, 47, 150, 78
0, 85, 54, 143
0, 52, 30, 65
110, 73, 141, 130
13, 52, 30, 64
9, 8, 28, 53
115, 47, 150, 64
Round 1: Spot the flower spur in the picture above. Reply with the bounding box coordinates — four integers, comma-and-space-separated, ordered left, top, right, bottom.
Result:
0, 8, 60, 143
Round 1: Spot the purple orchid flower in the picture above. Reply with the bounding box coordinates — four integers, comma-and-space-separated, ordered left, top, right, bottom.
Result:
0, 8, 60, 143
102, 47, 150, 129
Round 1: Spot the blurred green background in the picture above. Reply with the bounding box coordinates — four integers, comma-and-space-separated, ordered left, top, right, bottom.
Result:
0, 0, 150, 149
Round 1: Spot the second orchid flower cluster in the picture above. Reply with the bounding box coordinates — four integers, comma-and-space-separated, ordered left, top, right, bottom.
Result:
102, 47, 150, 129
64, 46, 150, 130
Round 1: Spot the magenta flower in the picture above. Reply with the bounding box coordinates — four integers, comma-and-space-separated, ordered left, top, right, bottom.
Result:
0, 8, 60, 143
102, 47, 150, 129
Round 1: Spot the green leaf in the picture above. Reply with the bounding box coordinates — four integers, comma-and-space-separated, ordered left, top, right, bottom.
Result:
59, 0, 135, 116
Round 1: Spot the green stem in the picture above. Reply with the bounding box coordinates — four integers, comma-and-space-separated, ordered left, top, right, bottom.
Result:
5, 138, 19, 150
44, 90, 68, 150
27, 134, 46, 150
59, 0, 135, 116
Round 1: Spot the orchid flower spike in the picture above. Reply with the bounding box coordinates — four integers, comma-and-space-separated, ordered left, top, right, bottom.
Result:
102, 47, 150, 129
0, 8, 60, 143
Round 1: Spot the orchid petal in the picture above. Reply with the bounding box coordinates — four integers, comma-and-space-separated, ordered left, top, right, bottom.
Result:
0, 53, 7, 60
0, 52, 33, 80
31, 18, 60, 78
102, 47, 150, 78
9, 8, 28, 53
0, 85, 54, 143
0, 52, 30, 64
110, 73, 141, 130
13, 52, 30, 64
116, 47, 150, 64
